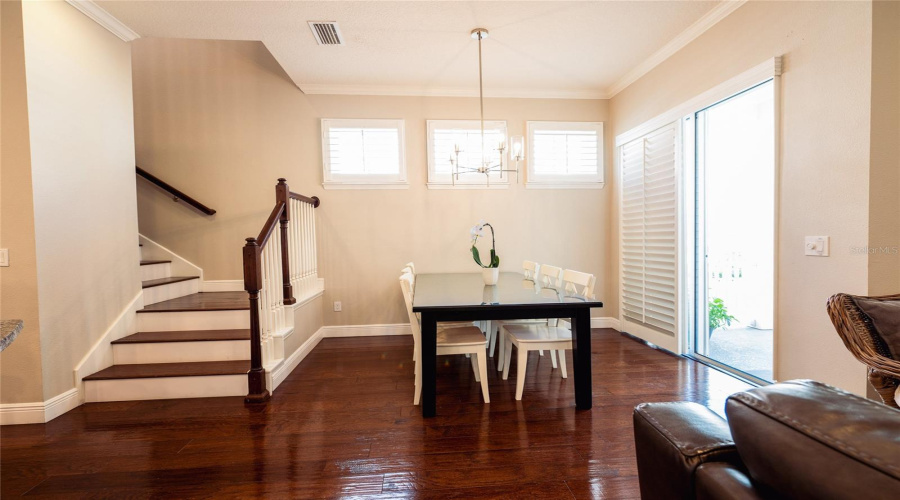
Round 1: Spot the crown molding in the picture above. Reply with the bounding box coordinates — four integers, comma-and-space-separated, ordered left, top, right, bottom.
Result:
299, 83, 608, 100
605, 0, 747, 98
66, 0, 140, 42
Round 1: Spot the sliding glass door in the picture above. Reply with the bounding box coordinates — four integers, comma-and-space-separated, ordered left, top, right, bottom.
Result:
690, 80, 775, 382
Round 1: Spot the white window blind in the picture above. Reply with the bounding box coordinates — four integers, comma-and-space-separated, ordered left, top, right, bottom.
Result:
621, 122, 678, 337
321, 119, 407, 188
426, 120, 507, 187
527, 121, 604, 187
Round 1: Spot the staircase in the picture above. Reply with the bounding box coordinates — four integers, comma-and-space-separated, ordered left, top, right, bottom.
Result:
82, 255, 251, 402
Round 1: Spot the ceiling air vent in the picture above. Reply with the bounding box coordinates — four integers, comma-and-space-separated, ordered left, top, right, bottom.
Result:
308, 21, 344, 45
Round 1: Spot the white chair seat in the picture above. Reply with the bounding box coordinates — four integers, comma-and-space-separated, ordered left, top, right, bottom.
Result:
503, 324, 572, 343
437, 326, 489, 346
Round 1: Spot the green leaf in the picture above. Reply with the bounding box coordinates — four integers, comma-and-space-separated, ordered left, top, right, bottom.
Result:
471, 246, 484, 267
489, 249, 500, 268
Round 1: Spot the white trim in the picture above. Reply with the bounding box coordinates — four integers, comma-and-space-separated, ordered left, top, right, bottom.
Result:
321, 323, 412, 338
43, 389, 81, 422
606, 1, 747, 98
426, 182, 509, 190
322, 182, 409, 190
139, 233, 205, 285
616, 57, 782, 147
299, 84, 607, 100
73, 291, 144, 405
1, 388, 80, 425
591, 317, 621, 330
65, 0, 140, 42
0, 402, 44, 425
525, 183, 605, 190
269, 327, 325, 391
202, 280, 244, 292
291, 281, 325, 310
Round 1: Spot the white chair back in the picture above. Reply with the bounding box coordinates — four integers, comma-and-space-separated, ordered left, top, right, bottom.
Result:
522, 260, 539, 280
399, 272, 421, 341
562, 269, 595, 299
538, 264, 562, 288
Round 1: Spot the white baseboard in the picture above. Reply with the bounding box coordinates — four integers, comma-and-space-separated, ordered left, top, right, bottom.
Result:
268, 326, 325, 392
1, 388, 80, 425
73, 291, 144, 405
202, 280, 244, 292
321, 323, 412, 338
592, 317, 621, 331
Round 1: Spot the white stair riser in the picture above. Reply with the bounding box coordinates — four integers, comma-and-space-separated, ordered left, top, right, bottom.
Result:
84, 375, 246, 402
142, 279, 200, 306
140, 262, 172, 281
113, 341, 250, 364
137, 310, 249, 332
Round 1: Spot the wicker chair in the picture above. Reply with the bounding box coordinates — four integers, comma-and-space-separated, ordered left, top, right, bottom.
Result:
826, 293, 900, 408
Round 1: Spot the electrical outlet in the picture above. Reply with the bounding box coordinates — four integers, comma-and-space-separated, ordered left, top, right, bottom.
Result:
333, 301, 342, 312
0, 249, 8, 267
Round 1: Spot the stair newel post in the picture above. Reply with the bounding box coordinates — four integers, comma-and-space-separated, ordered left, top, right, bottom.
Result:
243, 237, 270, 404
276, 179, 296, 306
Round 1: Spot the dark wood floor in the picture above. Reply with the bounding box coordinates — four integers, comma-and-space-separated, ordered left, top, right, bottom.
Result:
1, 329, 752, 499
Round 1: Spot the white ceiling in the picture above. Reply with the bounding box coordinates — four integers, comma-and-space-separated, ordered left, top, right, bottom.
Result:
95, 1, 732, 99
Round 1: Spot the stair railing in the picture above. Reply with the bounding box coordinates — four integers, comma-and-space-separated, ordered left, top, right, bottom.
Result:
243, 179, 320, 403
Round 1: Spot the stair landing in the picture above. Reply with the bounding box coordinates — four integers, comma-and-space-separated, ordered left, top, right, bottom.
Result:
138, 292, 249, 313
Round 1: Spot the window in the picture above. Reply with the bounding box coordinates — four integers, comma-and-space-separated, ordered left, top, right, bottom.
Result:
526, 121, 604, 188
426, 120, 508, 188
321, 119, 407, 189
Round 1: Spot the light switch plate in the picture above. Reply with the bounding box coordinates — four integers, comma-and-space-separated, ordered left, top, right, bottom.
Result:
0, 249, 8, 267
805, 236, 830, 256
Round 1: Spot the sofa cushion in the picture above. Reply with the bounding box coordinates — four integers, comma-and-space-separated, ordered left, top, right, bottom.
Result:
726, 379, 900, 500
852, 296, 900, 359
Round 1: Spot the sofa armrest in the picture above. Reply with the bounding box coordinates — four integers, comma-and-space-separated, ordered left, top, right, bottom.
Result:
634, 402, 742, 500
695, 463, 767, 500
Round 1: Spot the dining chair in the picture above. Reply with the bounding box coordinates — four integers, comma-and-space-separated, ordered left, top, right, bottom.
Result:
401, 262, 479, 363
494, 263, 564, 372
400, 272, 490, 405
500, 269, 595, 400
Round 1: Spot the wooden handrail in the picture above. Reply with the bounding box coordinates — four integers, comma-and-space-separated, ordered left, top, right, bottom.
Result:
243, 178, 319, 404
136, 166, 217, 216
255, 202, 284, 247
289, 191, 320, 207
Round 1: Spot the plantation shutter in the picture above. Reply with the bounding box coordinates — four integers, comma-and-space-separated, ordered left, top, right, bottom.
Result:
620, 122, 679, 349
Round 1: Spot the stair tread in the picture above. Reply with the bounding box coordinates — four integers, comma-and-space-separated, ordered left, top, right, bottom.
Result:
138, 292, 250, 313
113, 329, 251, 344
141, 276, 199, 289
140, 260, 172, 266
84, 361, 249, 381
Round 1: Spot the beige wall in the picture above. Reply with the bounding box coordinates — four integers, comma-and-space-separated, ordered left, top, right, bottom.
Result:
0, 0, 44, 404
21, 0, 140, 399
610, 1, 873, 394
868, 0, 900, 296
132, 38, 611, 327
287, 296, 324, 356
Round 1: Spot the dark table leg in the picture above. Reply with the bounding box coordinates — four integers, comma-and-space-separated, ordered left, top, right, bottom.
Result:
571, 307, 593, 410
420, 311, 437, 418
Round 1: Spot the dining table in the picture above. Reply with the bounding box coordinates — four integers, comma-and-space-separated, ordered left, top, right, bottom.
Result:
412, 271, 603, 417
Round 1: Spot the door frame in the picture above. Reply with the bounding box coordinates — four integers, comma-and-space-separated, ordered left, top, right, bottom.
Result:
615, 57, 783, 369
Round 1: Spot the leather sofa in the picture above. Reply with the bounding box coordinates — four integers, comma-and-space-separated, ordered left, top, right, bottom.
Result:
633, 379, 900, 499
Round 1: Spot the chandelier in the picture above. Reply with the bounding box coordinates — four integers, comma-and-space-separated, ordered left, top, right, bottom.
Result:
450, 28, 524, 186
